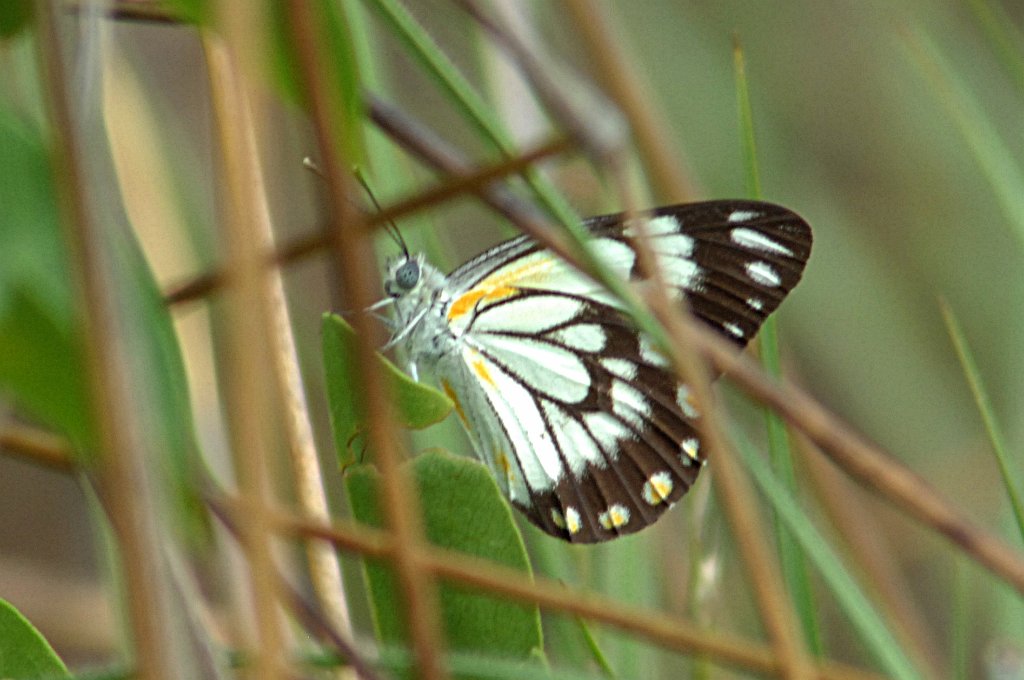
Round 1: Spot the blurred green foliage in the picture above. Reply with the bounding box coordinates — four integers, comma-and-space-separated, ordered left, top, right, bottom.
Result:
4, 1, 1024, 678
0, 0, 32, 38
0, 109, 93, 450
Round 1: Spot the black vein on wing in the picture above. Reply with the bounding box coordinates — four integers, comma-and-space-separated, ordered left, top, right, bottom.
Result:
467, 293, 703, 541
466, 340, 609, 539
467, 354, 591, 538
446, 200, 810, 541
582, 200, 811, 337
463, 316, 615, 540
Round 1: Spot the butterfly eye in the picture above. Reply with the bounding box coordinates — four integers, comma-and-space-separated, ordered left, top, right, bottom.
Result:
394, 259, 420, 291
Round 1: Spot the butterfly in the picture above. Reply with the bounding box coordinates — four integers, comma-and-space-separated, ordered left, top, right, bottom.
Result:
379, 200, 812, 543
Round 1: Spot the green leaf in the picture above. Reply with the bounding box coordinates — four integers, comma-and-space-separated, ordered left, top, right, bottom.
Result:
0, 106, 209, 541
0, 599, 69, 678
0, 0, 32, 38
107, 211, 211, 542
0, 287, 92, 449
321, 313, 452, 467
346, 450, 544, 678
0, 110, 74, 323
0, 109, 91, 449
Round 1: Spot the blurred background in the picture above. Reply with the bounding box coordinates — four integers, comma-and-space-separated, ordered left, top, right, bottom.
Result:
2, 0, 1024, 678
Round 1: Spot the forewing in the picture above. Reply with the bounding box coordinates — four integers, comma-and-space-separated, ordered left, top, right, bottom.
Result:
447, 200, 810, 346
584, 199, 812, 344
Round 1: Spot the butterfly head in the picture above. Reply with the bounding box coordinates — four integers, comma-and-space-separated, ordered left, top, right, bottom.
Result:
385, 254, 423, 298
380, 252, 450, 360
384, 252, 439, 304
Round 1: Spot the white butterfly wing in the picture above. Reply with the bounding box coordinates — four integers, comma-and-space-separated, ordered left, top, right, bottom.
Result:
431, 200, 811, 542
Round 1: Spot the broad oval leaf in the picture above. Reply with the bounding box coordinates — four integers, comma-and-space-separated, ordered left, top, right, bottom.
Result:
345, 450, 544, 677
321, 313, 452, 467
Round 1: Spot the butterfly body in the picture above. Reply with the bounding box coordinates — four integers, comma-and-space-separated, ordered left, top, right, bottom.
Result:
382, 200, 811, 543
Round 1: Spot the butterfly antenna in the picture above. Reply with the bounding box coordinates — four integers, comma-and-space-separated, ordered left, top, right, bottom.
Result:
305, 160, 407, 256
354, 169, 410, 258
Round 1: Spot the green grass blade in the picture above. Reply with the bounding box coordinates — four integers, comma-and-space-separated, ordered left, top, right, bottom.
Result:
346, 0, 454, 270
268, 2, 366, 165
938, 298, 1024, 545
733, 36, 821, 655
965, 0, 1024, 93
575, 617, 617, 678
733, 36, 763, 201
905, 28, 1024, 249
735, 436, 925, 680
362, 0, 580, 230
951, 555, 970, 680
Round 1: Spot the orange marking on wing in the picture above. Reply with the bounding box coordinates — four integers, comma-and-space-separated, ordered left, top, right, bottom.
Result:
494, 449, 513, 481
441, 380, 468, 428
471, 358, 496, 386
447, 285, 517, 322
446, 254, 557, 322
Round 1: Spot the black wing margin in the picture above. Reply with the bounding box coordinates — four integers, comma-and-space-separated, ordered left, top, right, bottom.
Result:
585, 199, 812, 347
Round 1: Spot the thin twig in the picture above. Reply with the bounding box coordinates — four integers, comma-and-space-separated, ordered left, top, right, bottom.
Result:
692, 321, 1024, 595
208, 498, 383, 680
202, 31, 288, 680
36, 3, 177, 677
368, 134, 574, 230
282, 4, 448, 680
364, 93, 578, 259
563, 0, 698, 203
456, 0, 624, 160
269, 506, 885, 680
0, 422, 75, 472
67, 0, 183, 23
645, 290, 815, 680
163, 132, 572, 305
800, 435, 944, 678
364, 95, 585, 277
281, 583, 378, 680
566, 10, 812, 678
212, 38, 355, 646
267, 275, 354, 639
